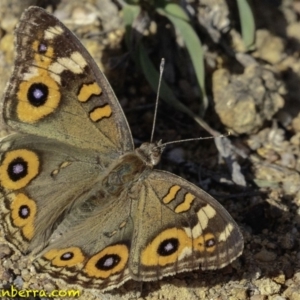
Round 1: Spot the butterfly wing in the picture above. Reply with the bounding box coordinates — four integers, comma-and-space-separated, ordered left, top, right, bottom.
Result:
33, 190, 134, 291
0, 133, 106, 254
3, 7, 133, 163
33, 168, 243, 291
1, 7, 135, 290
129, 170, 243, 280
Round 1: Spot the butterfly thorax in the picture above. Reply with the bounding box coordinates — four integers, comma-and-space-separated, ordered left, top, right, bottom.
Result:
135, 141, 164, 167
101, 141, 163, 195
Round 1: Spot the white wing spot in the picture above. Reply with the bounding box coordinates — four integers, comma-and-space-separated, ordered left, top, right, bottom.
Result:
48, 62, 66, 74
22, 67, 39, 81
203, 205, 217, 219
197, 205, 216, 231
218, 223, 234, 242
57, 57, 83, 74
44, 25, 64, 40
71, 51, 87, 69
49, 72, 61, 84
191, 224, 203, 238
47, 52, 87, 82
178, 247, 192, 260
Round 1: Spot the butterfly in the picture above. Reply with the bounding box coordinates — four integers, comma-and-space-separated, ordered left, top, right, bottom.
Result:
0, 6, 243, 291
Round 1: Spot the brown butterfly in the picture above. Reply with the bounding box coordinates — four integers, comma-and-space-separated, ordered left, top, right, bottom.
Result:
0, 6, 243, 291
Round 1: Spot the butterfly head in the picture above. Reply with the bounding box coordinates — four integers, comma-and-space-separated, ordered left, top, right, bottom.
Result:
135, 140, 165, 167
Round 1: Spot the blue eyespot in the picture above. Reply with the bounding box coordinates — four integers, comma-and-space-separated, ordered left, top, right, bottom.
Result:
27, 83, 49, 107
8, 158, 28, 181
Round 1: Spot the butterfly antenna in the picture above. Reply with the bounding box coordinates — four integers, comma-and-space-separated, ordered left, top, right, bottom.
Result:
160, 134, 229, 147
150, 59, 228, 147
150, 58, 165, 143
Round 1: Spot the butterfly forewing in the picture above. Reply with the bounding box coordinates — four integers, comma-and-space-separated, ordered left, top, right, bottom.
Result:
3, 7, 133, 163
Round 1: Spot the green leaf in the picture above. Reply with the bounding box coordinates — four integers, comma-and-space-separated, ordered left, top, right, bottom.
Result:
122, 4, 141, 51
123, 0, 142, 5
156, 2, 207, 114
122, 2, 209, 127
138, 43, 211, 131
236, 0, 256, 51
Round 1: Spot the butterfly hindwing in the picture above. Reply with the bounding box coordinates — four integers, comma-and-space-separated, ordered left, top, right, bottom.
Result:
33, 189, 135, 291
129, 170, 243, 280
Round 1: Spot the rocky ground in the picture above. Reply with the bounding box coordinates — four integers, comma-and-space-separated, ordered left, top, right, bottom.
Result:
0, 0, 300, 299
